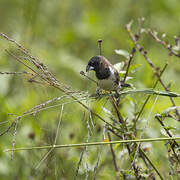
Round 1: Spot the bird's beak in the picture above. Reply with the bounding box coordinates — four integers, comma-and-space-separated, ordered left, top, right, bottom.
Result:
86, 65, 94, 72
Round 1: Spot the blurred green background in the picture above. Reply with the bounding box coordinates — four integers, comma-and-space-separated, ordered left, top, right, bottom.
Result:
1, 0, 180, 179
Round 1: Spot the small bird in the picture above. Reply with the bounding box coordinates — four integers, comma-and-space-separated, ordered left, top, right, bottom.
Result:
86, 55, 129, 95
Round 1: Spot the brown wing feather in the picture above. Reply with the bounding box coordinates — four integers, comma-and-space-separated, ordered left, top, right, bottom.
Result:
100, 56, 120, 86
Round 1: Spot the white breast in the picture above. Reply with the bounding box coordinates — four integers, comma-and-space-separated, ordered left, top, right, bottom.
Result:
98, 66, 120, 91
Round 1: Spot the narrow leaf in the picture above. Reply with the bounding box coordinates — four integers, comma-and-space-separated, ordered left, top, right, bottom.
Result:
115, 49, 130, 59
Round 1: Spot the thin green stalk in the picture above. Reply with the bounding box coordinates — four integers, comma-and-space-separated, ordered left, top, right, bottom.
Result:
91, 88, 180, 99
4, 136, 180, 152
140, 149, 164, 180
119, 89, 179, 97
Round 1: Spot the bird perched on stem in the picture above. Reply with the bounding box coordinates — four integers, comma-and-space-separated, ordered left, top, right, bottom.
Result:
86, 40, 130, 97
86, 55, 129, 96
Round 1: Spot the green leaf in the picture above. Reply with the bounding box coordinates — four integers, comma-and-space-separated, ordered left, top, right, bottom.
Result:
128, 64, 141, 73
115, 49, 130, 59
113, 62, 124, 72
164, 126, 176, 131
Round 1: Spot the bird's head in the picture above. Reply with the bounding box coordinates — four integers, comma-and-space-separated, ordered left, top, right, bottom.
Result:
86, 56, 101, 73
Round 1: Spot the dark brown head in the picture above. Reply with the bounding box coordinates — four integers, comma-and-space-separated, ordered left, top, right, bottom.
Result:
86, 56, 111, 80
86, 56, 101, 72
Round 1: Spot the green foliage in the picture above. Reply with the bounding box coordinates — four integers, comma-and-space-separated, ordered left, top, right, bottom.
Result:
1, 0, 180, 179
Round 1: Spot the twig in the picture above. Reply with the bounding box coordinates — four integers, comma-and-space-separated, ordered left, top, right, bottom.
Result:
54, 105, 64, 144
140, 149, 164, 180
98, 39, 102, 56
74, 148, 86, 180
126, 20, 180, 120
137, 17, 145, 40
0, 33, 28, 52
155, 115, 180, 163
5, 50, 42, 80
35, 148, 54, 170
109, 96, 124, 124
1, 32, 59, 84
126, 21, 154, 69
123, 47, 136, 83
0, 121, 16, 136
107, 132, 119, 174
11, 117, 19, 160
148, 29, 180, 58
0, 71, 33, 75
107, 127, 123, 139
92, 148, 101, 180
80, 71, 98, 85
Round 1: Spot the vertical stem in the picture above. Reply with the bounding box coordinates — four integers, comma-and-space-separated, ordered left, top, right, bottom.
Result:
98, 39, 102, 56
107, 132, 119, 173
